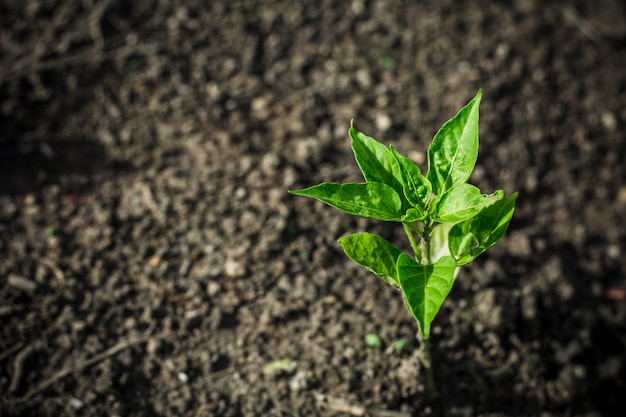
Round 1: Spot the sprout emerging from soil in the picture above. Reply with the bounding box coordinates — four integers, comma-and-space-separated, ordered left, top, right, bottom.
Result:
290, 90, 517, 394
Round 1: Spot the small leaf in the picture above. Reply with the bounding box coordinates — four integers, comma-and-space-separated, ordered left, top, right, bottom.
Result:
389, 145, 432, 211
395, 338, 407, 351
448, 220, 477, 263
349, 123, 408, 210
449, 192, 517, 265
427, 90, 482, 195
401, 207, 425, 223
289, 182, 402, 222
338, 232, 403, 287
378, 55, 397, 70
432, 183, 494, 223
365, 333, 382, 348
396, 254, 457, 340
263, 359, 297, 376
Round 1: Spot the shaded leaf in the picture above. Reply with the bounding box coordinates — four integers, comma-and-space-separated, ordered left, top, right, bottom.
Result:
338, 232, 403, 287
448, 220, 477, 264
449, 192, 518, 265
390, 145, 432, 211
401, 207, 425, 223
349, 123, 408, 210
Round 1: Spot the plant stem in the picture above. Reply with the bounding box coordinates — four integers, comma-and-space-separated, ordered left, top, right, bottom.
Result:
422, 337, 435, 393
406, 222, 438, 396
420, 222, 432, 265
403, 223, 422, 261
417, 332, 436, 395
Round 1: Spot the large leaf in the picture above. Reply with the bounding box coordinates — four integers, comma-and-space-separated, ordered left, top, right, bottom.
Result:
427, 90, 482, 195
349, 123, 408, 210
396, 254, 457, 340
389, 145, 432, 212
288, 182, 402, 221
432, 183, 499, 223
449, 192, 517, 265
338, 233, 403, 287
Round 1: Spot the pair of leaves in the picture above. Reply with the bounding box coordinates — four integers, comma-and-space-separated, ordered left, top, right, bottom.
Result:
351, 124, 431, 218
289, 122, 431, 223
290, 91, 483, 224
338, 233, 456, 340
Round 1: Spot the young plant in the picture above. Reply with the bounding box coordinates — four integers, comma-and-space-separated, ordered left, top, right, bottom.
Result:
289, 90, 517, 392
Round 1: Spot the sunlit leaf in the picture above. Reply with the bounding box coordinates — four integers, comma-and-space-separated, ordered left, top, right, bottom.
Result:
397, 254, 457, 340
289, 182, 402, 221
432, 184, 499, 223
427, 90, 482, 195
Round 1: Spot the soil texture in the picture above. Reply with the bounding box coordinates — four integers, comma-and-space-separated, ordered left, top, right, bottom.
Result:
1, 1, 626, 416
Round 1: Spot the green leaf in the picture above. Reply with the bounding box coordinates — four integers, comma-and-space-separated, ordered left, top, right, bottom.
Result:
427, 90, 482, 195
470, 191, 514, 244
365, 333, 382, 348
432, 183, 496, 223
397, 254, 457, 340
288, 182, 402, 221
448, 220, 477, 264
401, 207, 425, 223
449, 192, 517, 265
338, 233, 403, 287
349, 123, 407, 209
389, 145, 432, 211
263, 359, 297, 376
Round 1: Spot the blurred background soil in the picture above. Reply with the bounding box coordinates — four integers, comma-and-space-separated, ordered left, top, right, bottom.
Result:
1, 1, 625, 416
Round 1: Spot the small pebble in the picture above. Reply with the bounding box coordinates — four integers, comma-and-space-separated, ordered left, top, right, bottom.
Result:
375, 113, 392, 131
69, 398, 84, 410
8, 274, 37, 293
224, 257, 245, 277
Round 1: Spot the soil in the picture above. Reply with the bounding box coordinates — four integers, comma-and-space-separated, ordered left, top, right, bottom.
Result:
1, 1, 626, 416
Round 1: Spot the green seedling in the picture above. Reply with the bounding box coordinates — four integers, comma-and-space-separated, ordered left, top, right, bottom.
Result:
395, 338, 407, 352
263, 358, 297, 376
365, 333, 383, 349
289, 90, 517, 393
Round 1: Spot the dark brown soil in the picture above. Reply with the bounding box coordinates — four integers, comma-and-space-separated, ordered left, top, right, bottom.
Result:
1, 1, 626, 416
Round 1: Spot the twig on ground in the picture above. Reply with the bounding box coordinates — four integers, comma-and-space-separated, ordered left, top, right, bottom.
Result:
16, 324, 156, 402
557, 4, 602, 43
37, 257, 66, 285
8, 342, 39, 393
88, 0, 114, 52
313, 392, 412, 417
0, 342, 25, 362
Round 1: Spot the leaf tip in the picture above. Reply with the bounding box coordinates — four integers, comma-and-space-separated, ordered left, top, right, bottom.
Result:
348, 119, 358, 140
